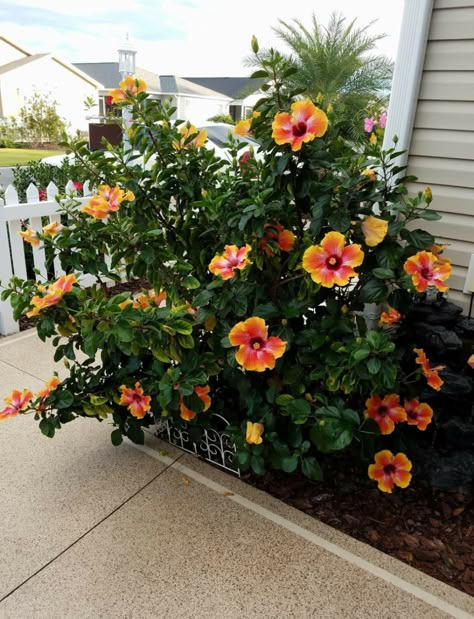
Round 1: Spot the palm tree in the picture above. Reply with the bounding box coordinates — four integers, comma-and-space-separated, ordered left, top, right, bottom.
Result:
247, 13, 393, 141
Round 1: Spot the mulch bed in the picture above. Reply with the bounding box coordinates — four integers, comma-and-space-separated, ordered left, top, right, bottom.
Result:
245, 459, 474, 596
18, 280, 474, 596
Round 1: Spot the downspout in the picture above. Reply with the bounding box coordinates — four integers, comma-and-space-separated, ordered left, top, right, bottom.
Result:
364, 0, 434, 331
382, 0, 434, 169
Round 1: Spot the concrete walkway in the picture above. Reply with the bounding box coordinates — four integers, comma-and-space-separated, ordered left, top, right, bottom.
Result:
0, 330, 473, 619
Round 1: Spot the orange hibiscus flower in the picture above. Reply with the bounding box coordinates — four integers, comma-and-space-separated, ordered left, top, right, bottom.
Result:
368, 450, 412, 493
303, 231, 364, 288
260, 223, 295, 256
18, 226, 40, 247
173, 124, 207, 149
272, 100, 328, 151
36, 377, 61, 410
109, 76, 147, 104
361, 215, 388, 247
403, 251, 451, 293
414, 348, 445, 391
179, 385, 211, 421
82, 185, 135, 219
228, 317, 286, 372
379, 307, 402, 326
119, 382, 152, 419
209, 244, 252, 280
26, 274, 77, 318
404, 399, 433, 431
0, 389, 33, 421
246, 421, 264, 445
364, 394, 407, 435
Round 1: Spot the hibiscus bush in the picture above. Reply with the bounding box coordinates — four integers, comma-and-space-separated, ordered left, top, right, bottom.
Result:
1, 44, 453, 493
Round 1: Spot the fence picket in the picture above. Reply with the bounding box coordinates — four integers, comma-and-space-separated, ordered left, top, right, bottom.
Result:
0, 178, 117, 335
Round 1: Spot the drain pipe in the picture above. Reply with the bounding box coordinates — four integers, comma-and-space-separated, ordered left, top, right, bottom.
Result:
382, 0, 434, 168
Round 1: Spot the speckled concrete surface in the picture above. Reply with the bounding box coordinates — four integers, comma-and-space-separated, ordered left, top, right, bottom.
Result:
0, 463, 459, 619
0, 331, 472, 619
0, 332, 181, 602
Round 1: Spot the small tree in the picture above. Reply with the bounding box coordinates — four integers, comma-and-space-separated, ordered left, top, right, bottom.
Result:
18, 93, 68, 145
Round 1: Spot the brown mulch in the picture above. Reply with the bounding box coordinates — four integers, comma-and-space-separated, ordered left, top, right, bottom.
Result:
246, 461, 474, 596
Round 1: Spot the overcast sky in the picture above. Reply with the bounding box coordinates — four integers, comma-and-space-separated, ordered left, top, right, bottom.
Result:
3, 0, 405, 76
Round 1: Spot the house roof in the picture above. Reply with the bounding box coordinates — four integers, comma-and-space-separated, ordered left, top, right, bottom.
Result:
0, 53, 102, 88
0, 54, 48, 75
183, 77, 263, 100
0, 35, 31, 58
74, 63, 232, 100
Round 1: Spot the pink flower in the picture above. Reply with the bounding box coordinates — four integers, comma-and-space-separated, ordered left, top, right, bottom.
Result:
364, 117, 376, 133
379, 112, 387, 129
39, 189, 47, 201
73, 181, 83, 192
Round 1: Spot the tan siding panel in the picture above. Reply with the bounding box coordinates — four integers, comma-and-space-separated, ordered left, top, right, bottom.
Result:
408, 156, 474, 188
437, 239, 474, 267
446, 289, 470, 314
407, 184, 474, 216
444, 264, 470, 291
429, 6, 474, 39
434, 0, 474, 9
424, 40, 474, 70
414, 101, 474, 131
419, 72, 474, 100
411, 212, 474, 243
410, 128, 474, 159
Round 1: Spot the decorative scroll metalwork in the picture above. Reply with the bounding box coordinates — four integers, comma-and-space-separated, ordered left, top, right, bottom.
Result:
155, 413, 240, 476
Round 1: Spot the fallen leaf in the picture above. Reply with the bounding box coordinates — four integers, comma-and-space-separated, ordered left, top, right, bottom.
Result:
182, 476, 190, 486
159, 450, 169, 457
223, 491, 234, 497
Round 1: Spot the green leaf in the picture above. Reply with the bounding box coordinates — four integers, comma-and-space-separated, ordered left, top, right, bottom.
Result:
328, 208, 351, 233
111, 428, 123, 446
281, 454, 299, 473
183, 275, 200, 289
301, 456, 323, 481
116, 321, 134, 342
126, 424, 145, 445
358, 278, 388, 304
55, 390, 74, 409
367, 357, 381, 375
372, 267, 395, 280
352, 347, 370, 362
173, 320, 193, 335
414, 209, 442, 221
287, 424, 303, 449
250, 455, 265, 475
401, 228, 435, 249
310, 418, 354, 453
250, 70, 268, 79
39, 417, 55, 438
236, 450, 251, 468
283, 399, 311, 424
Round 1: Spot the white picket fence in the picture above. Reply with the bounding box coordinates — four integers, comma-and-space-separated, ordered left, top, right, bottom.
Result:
0, 180, 95, 335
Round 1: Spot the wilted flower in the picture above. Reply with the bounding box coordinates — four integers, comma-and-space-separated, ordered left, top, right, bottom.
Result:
361, 216, 388, 247
42, 221, 64, 236
246, 421, 264, 445
414, 348, 445, 391
379, 307, 402, 326
260, 223, 295, 256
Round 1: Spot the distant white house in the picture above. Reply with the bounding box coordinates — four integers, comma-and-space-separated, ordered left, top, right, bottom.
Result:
0, 36, 102, 132
75, 63, 233, 126
184, 77, 264, 121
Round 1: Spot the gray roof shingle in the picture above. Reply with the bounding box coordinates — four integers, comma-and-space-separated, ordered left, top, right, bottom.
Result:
183, 77, 263, 100
74, 63, 232, 99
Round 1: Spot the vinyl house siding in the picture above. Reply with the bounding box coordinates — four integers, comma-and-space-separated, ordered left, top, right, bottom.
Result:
406, 0, 474, 311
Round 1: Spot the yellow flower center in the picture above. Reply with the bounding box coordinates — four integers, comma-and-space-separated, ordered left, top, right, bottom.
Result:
252, 342, 261, 350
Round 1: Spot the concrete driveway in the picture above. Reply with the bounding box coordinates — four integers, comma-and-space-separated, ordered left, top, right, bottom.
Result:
0, 330, 473, 619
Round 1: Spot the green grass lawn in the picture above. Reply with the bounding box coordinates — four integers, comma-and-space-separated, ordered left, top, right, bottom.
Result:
0, 149, 65, 167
